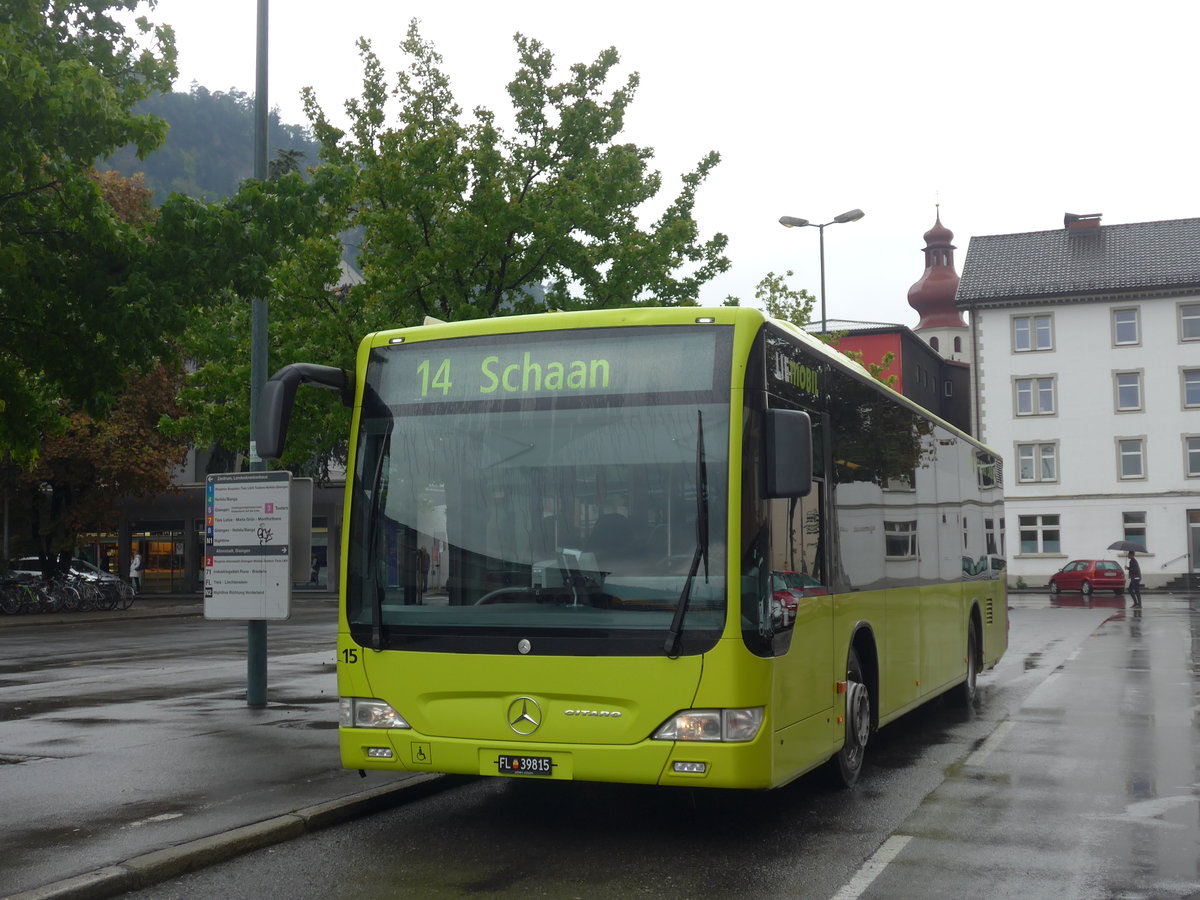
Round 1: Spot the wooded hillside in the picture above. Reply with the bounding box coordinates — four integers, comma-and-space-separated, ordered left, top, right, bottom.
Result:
101, 84, 320, 201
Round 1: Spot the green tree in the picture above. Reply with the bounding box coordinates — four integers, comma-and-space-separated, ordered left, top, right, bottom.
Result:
162, 168, 356, 479
172, 22, 734, 476
17, 362, 187, 557
748, 269, 816, 328
302, 21, 730, 327
0, 0, 177, 462
269, 147, 307, 181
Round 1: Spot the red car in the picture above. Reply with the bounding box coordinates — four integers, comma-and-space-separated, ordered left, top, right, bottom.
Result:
771, 572, 803, 626
780, 570, 829, 597
1048, 559, 1125, 595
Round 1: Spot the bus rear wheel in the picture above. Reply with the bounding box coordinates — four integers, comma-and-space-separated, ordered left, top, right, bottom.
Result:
830, 646, 870, 788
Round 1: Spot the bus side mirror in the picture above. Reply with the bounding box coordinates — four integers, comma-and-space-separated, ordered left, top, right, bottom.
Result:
256, 364, 353, 461
764, 409, 813, 498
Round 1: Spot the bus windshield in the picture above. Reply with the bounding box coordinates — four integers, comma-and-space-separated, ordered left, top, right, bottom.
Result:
345, 326, 731, 655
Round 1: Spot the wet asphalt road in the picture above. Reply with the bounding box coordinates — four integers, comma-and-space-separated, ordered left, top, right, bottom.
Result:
4, 594, 1199, 899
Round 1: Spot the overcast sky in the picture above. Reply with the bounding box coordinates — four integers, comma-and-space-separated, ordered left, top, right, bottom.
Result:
140, 0, 1198, 325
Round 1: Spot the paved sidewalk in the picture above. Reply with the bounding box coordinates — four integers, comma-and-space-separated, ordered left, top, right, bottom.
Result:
5, 775, 455, 900
0, 595, 460, 900
0, 592, 305, 629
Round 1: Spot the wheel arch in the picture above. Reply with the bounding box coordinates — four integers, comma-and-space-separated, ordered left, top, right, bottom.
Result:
967, 601, 984, 673
848, 623, 880, 730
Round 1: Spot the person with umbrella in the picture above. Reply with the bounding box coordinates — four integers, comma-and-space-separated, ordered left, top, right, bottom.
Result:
1108, 540, 1143, 606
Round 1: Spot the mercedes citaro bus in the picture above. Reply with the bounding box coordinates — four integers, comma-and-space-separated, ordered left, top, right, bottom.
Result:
256, 307, 1006, 789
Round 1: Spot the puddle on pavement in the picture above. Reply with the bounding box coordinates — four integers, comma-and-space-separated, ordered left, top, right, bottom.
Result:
0, 686, 174, 721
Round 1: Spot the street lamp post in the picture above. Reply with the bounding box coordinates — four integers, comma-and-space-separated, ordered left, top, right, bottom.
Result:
778, 208, 865, 332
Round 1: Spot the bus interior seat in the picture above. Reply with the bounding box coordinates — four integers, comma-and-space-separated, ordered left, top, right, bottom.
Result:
585, 513, 635, 571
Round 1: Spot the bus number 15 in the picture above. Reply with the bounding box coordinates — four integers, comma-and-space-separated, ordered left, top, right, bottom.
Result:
417, 359, 452, 397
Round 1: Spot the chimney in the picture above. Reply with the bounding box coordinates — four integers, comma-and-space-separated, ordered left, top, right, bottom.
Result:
1064, 212, 1102, 230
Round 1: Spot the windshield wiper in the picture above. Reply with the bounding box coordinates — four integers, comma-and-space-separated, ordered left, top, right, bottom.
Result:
665, 410, 708, 658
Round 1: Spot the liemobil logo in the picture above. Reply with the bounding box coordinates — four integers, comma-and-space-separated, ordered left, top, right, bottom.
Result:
564, 709, 623, 718
507, 697, 542, 735
771, 352, 820, 397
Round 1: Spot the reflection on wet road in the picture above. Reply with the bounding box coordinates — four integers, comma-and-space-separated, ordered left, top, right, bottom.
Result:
855, 598, 1200, 900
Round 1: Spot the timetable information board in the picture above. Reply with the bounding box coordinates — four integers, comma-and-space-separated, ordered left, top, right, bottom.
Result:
204, 471, 292, 620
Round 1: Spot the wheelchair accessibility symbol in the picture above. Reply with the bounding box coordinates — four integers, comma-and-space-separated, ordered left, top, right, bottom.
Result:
411, 742, 431, 765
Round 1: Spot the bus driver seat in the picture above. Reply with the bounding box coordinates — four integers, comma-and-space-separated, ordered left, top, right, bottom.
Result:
585, 513, 636, 574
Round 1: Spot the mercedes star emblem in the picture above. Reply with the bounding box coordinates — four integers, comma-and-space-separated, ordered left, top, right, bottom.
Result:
507, 697, 542, 735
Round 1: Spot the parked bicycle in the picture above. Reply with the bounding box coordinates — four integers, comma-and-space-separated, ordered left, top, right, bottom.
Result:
2, 561, 136, 615
1, 576, 44, 614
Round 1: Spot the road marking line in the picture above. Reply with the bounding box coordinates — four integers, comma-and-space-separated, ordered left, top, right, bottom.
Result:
830, 835, 912, 900
129, 812, 184, 828
965, 719, 1015, 767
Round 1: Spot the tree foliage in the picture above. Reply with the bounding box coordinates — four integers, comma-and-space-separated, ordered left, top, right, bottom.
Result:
302, 20, 730, 328
1, 3, 356, 559
170, 21, 733, 476
748, 269, 816, 328
18, 362, 188, 555
165, 171, 356, 480
0, 0, 177, 462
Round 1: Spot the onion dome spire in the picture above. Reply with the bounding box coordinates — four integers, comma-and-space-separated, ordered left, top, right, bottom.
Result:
908, 207, 966, 329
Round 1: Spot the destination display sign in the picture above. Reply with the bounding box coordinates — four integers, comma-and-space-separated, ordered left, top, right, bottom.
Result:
370, 328, 724, 404
204, 471, 292, 620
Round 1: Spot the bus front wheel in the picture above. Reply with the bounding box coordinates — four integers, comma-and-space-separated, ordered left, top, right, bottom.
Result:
830, 646, 871, 788
948, 617, 979, 707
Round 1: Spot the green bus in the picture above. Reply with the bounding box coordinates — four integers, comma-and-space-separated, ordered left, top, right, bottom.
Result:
258, 307, 1007, 789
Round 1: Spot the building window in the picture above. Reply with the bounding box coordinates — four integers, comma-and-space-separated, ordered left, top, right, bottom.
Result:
1013, 314, 1053, 352
884, 520, 918, 559
929, 336, 939, 351
1017, 442, 1057, 483
1117, 437, 1146, 480
1015, 376, 1055, 416
1114, 371, 1143, 412
1186, 436, 1200, 478
1018, 514, 1060, 554
953, 336, 963, 353
1183, 369, 1200, 408
1112, 308, 1140, 346
1122, 512, 1147, 551
1181, 303, 1200, 341
976, 452, 1000, 488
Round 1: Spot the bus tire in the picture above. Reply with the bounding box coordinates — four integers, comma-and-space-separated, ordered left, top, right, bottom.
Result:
948, 616, 979, 708
829, 645, 870, 788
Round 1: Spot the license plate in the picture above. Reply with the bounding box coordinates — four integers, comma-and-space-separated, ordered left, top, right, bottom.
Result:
497, 754, 553, 777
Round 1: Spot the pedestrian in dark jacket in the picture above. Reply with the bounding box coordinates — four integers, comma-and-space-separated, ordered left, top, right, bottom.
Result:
1126, 551, 1142, 606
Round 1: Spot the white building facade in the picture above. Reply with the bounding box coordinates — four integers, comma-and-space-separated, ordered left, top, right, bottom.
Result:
958, 215, 1200, 590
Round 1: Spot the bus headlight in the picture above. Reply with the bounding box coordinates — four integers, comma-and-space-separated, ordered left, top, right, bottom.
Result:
339, 697, 411, 729
652, 708, 764, 742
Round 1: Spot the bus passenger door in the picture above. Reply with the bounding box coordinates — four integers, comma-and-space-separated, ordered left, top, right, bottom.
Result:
770, 481, 833, 728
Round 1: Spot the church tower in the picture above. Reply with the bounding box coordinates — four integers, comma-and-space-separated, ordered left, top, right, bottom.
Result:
908, 208, 970, 364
